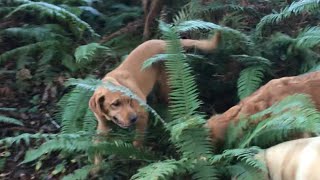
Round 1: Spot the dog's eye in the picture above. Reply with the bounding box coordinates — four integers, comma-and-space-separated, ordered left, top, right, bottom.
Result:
111, 101, 121, 107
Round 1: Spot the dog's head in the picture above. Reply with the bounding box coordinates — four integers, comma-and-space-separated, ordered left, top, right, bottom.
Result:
89, 87, 140, 128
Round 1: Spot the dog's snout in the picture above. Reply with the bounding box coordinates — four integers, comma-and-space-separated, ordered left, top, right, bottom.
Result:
129, 114, 138, 123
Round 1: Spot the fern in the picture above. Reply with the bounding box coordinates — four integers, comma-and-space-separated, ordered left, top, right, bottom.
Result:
231, 55, 272, 67
160, 21, 216, 178
74, 43, 111, 63
225, 94, 320, 148
208, 146, 267, 179
1, 25, 68, 42
294, 26, 320, 49
0, 132, 88, 147
7, 2, 98, 39
62, 165, 94, 180
176, 20, 222, 32
237, 66, 266, 100
256, 0, 320, 35
0, 40, 59, 64
131, 159, 186, 180
0, 115, 23, 126
23, 134, 92, 164
227, 162, 267, 180
60, 87, 93, 133
89, 140, 157, 161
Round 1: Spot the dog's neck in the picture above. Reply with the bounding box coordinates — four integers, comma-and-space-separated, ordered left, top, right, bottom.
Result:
103, 76, 120, 86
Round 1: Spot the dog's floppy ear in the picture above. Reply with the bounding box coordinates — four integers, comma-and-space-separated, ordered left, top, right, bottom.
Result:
89, 93, 106, 117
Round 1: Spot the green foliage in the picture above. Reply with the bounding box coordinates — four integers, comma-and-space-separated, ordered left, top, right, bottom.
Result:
7, 2, 98, 39
74, 43, 111, 63
0, 115, 23, 126
256, 0, 320, 35
62, 165, 94, 180
237, 66, 266, 100
226, 94, 320, 149
131, 159, 187, 180
22, 134, 92, 164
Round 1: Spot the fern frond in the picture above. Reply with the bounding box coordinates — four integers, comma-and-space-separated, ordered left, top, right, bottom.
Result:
160, 21, 202, 118
203, 2, 246, 13
159, 22, 216, 179
294, 26, 320, 49
82, 109, 97, 133
142, 54, 169, 69
176, 20, 222, 32
7, 2, 98, 39
0, 40, 59, 64
62, 165, 94, 180
173, 6, 192, 25
229, 94, 320, 148
74, 43, 111, 63
247, 106, 320, 147
23, 133, 92, 163
65, 78, 101, 91
2, 25, 68, 42
89, 140, 156, 161
131, 159, 186, 180
0, 132, 88, 147
0, 108, 16, 111
237, 66, 266, 100
60, 87, 93, 133
256, 0, 320, 35
0, 115, 23, 126
228, 162, 267, 180
231, 55, 272, 67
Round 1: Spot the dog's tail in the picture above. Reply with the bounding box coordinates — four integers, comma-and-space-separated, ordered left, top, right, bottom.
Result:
181, 31, 221, 52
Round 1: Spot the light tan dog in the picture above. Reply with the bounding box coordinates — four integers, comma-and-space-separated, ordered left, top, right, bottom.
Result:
207, 71, 320, 144
89, 32, 221, 166
255, 136, 320, 180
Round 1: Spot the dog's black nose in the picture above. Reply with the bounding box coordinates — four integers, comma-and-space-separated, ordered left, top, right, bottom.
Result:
129, 115, 138, 123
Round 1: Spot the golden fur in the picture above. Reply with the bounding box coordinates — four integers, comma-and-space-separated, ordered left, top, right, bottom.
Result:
255, 137, 320, 180
89, 32, 221, 167
206, 71, 320, 144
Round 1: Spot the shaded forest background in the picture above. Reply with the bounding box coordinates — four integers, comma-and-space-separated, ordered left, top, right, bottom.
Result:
1, 0, 320, 179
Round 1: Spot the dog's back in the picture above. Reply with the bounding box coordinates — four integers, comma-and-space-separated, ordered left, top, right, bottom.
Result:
259, 137, 320, 180
207, 71, 320, 143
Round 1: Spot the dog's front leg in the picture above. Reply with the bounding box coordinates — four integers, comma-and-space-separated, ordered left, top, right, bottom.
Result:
133, 112, 148, 147
92, 114, 110, 174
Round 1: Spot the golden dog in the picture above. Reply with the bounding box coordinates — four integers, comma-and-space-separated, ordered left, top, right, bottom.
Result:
255, 136, 320, 180
89, 32, 221, 166
206, 71, 320, 144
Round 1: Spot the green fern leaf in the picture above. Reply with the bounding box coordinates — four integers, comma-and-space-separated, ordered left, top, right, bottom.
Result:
23, 133, 92, 164
176, 20, 222, 32
232, 55, 272, 67
7, 2, 98, 39
60, 87, 93, 133
62, 165, 94, 180
131, 159, 186, 180
237, 66, 265, 100
0, 115, 23, 126
0, 40, 59, 64
89, 140, 156, 160
74, 43, 110, 63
